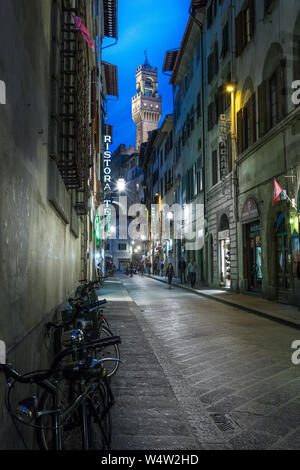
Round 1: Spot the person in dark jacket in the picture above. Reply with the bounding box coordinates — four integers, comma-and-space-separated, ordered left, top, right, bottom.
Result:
178, 257, 187, 284
166, 263, 175, 289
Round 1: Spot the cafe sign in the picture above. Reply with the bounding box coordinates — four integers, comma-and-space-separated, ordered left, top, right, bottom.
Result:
241, 198, 259, 222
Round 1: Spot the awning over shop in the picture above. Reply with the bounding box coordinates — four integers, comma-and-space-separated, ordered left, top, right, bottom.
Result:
102, 61, 118, 97
103, 0, 118, 38
163, 49, 179, 73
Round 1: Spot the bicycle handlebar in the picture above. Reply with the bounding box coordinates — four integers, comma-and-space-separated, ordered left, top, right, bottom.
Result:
1, 335, 121, 384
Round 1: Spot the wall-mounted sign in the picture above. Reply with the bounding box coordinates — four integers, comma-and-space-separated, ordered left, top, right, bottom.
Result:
103, 134, 112, 234
241, 198, 259, 222
219, 114, 229, 181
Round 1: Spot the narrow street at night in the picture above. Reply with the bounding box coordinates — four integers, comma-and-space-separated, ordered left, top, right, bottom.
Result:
1, 0, 300, 457
104, 276, 300, 450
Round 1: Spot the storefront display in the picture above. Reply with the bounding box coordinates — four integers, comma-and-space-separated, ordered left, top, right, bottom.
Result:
218, 229, 231, 288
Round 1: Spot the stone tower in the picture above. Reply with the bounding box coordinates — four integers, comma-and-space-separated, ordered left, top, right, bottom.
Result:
131, 53, 162, 150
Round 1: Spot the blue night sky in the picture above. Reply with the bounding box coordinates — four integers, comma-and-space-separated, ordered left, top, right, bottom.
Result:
102, 0, 190, 153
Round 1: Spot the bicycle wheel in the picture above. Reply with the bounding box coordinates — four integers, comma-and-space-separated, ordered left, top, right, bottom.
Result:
96, 326, 120, 378
87, 379, 112, 450
37, 378, 85, 450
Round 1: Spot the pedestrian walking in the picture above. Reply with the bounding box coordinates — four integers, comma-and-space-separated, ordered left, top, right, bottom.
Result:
160, 260, 165, 277
187, 259, 197, 288
166, 263, 175, 289
140, 261, 144, 276
178, 257, 187, 284
129, 262, 134, 277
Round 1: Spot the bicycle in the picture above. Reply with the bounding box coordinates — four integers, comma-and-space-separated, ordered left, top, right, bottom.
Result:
0, 332, 121, 450
55, 297, 120, 377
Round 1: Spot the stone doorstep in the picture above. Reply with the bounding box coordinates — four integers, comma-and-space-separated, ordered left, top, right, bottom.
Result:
144, 274, 300, 331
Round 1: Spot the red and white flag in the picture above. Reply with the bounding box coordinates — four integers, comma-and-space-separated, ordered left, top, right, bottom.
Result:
272, 178, 284, 206
74, 16, 95, 50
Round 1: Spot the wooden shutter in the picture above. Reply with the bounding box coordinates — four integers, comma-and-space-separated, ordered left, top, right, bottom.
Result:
208, 103, 212, 130
208, 54, 213, 84
249, 0, 256, 39
276, 60, 287, 122
258, 81, 267, 137
249, 93, 256, 145
212, 150, 218, 186
214, 41, 219, 76
235, 11, 243, 57
237, 108, 244, 155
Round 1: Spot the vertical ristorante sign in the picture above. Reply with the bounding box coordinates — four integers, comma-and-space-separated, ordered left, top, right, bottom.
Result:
103, 134, 112, 234
219, 114, 228, 181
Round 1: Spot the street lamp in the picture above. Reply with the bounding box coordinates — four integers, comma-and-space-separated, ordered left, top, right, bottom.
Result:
116, 178, 126, 192
226, 84, 235, 93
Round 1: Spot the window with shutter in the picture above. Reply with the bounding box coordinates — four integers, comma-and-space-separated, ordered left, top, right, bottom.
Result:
235, 0, 255, 56
208, 54, 213, 84
208, 103, 213, 130
190, 106, 195, 131
207, 4, 213, 28
264, 0, 275, 14
249, 0, 255, 39
212, 150, 218, 186
214, 41, 219, 75
221, 21, 229, 58
235, 11, 243, 57
258, 81, 267, 137
276, 60, 287, 122
249, 93, 257, 145
270, 72, 278, 128
237, 108, 244, 155
197, 92, 201, 119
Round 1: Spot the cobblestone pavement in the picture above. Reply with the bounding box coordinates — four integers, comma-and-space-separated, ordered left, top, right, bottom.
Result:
103, 276, 300, 450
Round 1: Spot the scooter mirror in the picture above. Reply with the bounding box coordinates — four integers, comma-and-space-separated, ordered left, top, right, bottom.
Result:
0, 340, 6, 364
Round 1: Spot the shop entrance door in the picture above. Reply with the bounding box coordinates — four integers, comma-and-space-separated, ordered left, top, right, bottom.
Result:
248, 231, 262, 292
245, 222, 263, 292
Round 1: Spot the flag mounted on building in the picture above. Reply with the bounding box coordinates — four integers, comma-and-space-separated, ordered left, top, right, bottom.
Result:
74, 16, 95, 50
272, 178, 285, 206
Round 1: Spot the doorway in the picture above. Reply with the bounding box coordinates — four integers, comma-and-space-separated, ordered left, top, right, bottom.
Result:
244, 222, 262, 292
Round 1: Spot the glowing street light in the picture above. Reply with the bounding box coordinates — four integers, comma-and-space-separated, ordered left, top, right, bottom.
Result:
117, 178, 126, 192
226, 84, 235, 93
